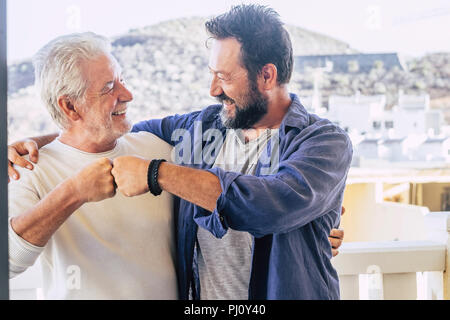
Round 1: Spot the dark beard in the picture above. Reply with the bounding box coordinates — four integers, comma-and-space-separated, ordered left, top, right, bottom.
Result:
217, 82, 268, 129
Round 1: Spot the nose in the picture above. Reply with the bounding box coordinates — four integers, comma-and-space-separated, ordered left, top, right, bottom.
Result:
209, 74, 223, 98
117, 81, 133, 103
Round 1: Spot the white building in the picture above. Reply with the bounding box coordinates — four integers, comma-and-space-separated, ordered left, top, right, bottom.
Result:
327, 93, 386, 134
391, 93, 443, 137
378, 137, 408, 162
426, 110, 444, 135
298, 95, 315, 113
413, 137, 450, 162
326, 92, 443, 139
355, 138, 380, 160
399, 92, 430, 111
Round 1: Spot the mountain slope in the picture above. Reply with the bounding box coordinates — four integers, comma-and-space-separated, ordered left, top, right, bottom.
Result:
8, 17, 356, 95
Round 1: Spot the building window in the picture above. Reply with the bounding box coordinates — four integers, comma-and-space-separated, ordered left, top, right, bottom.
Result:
385, 121, 394, 129
372, 121, 381, 129
348, 60, 359, 73
442, 187, 450, 211
373, 60, 384, 70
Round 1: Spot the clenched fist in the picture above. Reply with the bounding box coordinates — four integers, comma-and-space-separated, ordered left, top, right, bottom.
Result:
69, 158, 116, 203
112, 156, 151, 197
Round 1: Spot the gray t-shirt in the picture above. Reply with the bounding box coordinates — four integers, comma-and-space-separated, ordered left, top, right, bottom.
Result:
197, 129, 277, 300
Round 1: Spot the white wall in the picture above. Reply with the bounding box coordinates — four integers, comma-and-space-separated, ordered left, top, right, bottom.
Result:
341, 183, 429, 242
393, 109, 426, 136
328, 94, 385, 133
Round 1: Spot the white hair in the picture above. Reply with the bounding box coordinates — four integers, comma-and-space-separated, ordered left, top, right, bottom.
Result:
32, 32, 112, 129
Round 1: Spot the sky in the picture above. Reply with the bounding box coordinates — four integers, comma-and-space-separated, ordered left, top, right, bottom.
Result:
6, 0, 450, 63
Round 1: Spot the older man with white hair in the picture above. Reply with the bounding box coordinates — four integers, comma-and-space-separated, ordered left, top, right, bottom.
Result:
8, 32, 178, 299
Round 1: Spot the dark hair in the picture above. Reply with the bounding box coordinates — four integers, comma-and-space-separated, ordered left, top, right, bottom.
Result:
205, 4, 293, 85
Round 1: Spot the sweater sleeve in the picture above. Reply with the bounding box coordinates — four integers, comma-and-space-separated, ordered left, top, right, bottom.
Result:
8, 218, 44, 278
8, 172, 45, 278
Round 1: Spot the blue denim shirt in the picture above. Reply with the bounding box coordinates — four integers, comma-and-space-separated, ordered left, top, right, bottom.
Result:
132, 94, 353, 300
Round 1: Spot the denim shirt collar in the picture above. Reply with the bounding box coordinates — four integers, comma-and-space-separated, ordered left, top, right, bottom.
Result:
279, 93, 309, 135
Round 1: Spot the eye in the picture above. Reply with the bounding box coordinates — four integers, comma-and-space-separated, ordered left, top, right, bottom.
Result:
101, 82, 114, 95
106, 87, 114, 95
209, 70, 226, 81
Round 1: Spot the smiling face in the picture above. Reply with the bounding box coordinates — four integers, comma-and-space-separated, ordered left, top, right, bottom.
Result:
74, 54, 133, 145
208, 38, 268, 129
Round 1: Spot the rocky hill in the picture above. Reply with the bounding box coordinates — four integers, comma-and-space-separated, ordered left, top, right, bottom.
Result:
8, 17, 356, 95
7, 17, 357, 142
291, 52, 450, 108
7, 17, 450, 142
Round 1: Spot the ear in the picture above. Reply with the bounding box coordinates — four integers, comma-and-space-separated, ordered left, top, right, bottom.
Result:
260, 64, 278, 90
57, 96, 81, 122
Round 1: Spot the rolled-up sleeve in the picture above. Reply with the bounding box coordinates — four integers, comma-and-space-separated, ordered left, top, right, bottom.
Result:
199, 129, 353, 238
192, 171, 241, 238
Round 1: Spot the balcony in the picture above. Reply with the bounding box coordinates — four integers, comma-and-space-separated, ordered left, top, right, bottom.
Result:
9, 182, 450, 300
333, 203, 449, 299
333, 238, 448, 299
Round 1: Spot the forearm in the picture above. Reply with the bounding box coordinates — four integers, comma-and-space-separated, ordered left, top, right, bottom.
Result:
158, 162, 222, 212
31, 133, 58, 148
11, 178, 84, 247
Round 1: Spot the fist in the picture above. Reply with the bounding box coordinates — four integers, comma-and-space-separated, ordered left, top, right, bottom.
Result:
329, 228, 344, 257
112, 156, 151, 197
71, 158, 116, 203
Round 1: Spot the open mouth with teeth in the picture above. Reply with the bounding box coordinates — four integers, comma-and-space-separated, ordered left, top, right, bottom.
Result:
223, 101, 236, 110
112, 110, 127, 116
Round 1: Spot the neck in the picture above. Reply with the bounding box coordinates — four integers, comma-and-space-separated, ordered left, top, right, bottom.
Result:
59, 128, 118, 153
241, 88, 291, 142
250, 88, 292, 130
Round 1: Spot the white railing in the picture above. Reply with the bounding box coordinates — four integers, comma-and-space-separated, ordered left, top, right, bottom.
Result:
333, 212, 450, 300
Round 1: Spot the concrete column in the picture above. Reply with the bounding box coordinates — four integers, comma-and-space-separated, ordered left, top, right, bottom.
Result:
383, 273, 417, 300
339, 275, 359, 300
